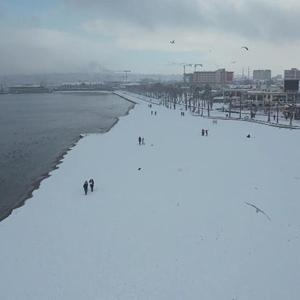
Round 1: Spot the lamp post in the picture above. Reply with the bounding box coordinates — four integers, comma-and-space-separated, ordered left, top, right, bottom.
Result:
276, 101, 279, 124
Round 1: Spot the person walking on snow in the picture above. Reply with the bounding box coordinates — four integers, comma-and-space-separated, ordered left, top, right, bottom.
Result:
205, 129, 208, 136
202, 129, 205, 136
89, 179, 94, 192
138, 136, 142, 145
83, 180, 88, 195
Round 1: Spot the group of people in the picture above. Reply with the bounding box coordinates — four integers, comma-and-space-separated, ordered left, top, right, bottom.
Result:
83, 179, 95, 195
138, 136, 145, 145
148, 103, 157, 115
201, 129, 209, 136
180, 111, 185, 116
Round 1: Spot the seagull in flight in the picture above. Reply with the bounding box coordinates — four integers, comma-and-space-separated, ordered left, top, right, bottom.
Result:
170, 40, 175, 44
245, 202, 271, 221
241, 46, 249, 51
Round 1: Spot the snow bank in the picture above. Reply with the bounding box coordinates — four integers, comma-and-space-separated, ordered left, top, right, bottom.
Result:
1, 92, 300, 300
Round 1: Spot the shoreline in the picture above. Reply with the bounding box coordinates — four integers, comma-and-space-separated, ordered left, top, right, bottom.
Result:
0, 135, 83, 222
0, 97, 135, 222
113, 92, 138, 104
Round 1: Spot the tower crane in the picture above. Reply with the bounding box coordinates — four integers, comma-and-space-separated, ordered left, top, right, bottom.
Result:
123, 70, 131, 82
194, 64, 203, 72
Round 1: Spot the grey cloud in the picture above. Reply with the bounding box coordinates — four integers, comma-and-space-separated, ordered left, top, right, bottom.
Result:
30, 16, 42, 27
210, 1, 300, 42
0, 4, 5, 18
66, 0, 300, 42
65, 0, 208, 29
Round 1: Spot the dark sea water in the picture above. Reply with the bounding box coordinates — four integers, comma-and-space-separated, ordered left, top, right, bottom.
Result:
0, 92, 134, 220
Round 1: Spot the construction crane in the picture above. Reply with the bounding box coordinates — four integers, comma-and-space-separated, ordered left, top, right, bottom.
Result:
183, 64, 193, 74
123, 70, 131, 82
194, 64, 203, 72
183, 64, 193, 83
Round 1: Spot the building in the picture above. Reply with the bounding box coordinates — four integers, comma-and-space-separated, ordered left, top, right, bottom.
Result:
56, 82, 112, 91
188, 69, 233, 85
253, 70, 271, 81
272, 74, 283, 82
283, 69, 300, 92
284, 79, 299, 92
284, 68, 300, 80
9, 85, 52, 94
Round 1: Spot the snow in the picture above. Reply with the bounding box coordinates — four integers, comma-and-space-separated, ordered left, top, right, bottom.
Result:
1, 91, 300, 299
205, 102, 300, 129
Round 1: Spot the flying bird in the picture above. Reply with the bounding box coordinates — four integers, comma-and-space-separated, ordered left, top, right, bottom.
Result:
170, 40, 175, 44
245, 202, 271, 221
241, 46, 249, 51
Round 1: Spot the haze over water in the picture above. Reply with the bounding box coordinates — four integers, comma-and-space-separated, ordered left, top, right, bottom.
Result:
0, 92, 133, 220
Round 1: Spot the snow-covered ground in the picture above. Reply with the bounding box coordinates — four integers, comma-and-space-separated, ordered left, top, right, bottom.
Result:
1, 92, 300, 300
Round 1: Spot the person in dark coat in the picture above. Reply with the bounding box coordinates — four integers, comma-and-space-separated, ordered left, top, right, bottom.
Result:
202, 129, 205, 136
138, 136, 142, 145
89, 179, 94, 192
205, 129, 208, 136
83, 180, 88, 195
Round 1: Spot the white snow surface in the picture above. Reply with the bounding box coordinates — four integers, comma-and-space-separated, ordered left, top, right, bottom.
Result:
1, 92, 300, 300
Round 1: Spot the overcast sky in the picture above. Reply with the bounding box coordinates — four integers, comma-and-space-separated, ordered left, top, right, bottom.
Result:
0, 0, 299, 75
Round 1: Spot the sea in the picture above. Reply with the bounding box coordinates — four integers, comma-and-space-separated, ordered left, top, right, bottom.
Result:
0, 91, 134, 221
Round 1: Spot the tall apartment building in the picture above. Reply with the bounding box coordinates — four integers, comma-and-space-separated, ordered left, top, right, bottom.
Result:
253, 70, 271, 81
191, 69, 233, 85
284, 68, 300, 80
